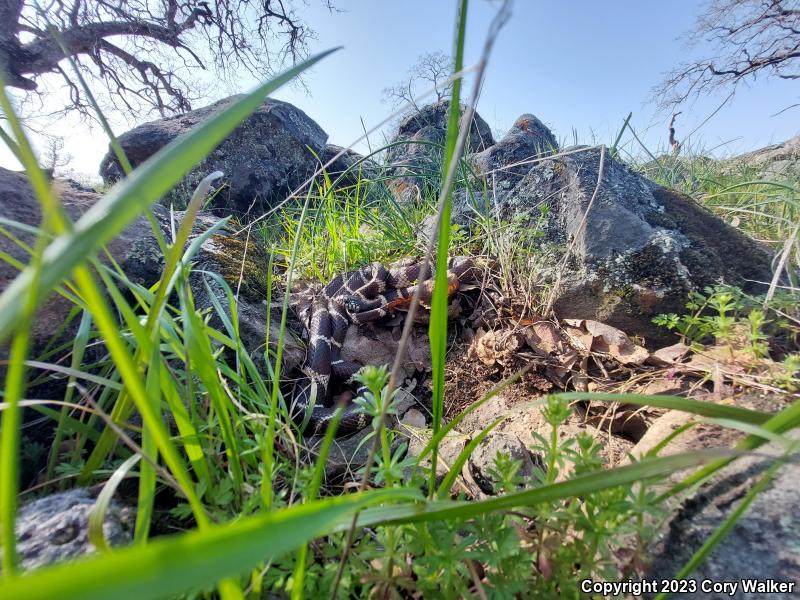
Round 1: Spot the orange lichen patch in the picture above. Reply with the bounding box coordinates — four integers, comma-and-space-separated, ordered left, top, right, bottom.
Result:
514, 116, 533, 132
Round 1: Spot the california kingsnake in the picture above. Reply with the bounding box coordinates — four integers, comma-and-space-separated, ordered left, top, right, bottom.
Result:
290, 256, 479, 437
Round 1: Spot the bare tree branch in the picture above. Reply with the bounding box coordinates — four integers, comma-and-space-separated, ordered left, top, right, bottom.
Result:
654, 0, 800, 110
0, 0, 331, 117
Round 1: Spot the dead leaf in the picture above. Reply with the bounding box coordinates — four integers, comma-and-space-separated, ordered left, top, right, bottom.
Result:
647, 342, 691, 367
633, 377, 689, 395
472, 328, 522, 367
521, 318, 563, 354
561, 321, 594, 354
562, 319, 649, 365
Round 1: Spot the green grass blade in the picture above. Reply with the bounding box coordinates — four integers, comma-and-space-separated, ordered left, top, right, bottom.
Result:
134, 341, 162, 543
355, 450, 728, 528
45, 309, 93, 482
428, 0, 469, 497
27, 403, 102, 443
88, 454, 142, 552
179, 277, 244, 493
291, 406, 344, 599
262, 191, 313, 509
555, 392, 772, 424
663, 397, 800, 500
0, 488, 418, 600
610, 111, 632, 158
436, 417, 503, 499
0, 66, 75, 575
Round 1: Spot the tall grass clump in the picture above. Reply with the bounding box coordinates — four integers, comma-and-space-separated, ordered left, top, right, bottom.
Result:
0, 2, 798, 599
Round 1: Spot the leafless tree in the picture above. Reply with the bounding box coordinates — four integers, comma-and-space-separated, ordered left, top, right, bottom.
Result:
382, 50, 453, 111
42, 134, 71, 171
654, 0, 800, 109
0, 0, 334, 117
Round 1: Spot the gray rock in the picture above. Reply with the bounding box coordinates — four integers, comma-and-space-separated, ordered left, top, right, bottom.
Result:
470, 113, 558, 190
406, 427, 545, 496
385, 100, 494, 202
468, 431, 545, 495
99, 97, 328, 216
646, 442, 800, 599
494, 147, 775, 345
723, 134, 800, 181
14, 489, 133, 570
158, 210, 305, 375
0, 170, 160, 388
406, 429, 471, 489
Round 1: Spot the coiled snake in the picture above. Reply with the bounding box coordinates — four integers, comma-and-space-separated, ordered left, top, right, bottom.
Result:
291, 256, 479, 436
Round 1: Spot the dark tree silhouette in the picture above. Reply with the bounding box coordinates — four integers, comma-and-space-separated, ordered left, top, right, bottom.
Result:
655, 0, 800, 108
0, 0, 333, 116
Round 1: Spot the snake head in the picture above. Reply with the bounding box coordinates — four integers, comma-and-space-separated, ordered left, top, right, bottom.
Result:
344, 297, 361, 315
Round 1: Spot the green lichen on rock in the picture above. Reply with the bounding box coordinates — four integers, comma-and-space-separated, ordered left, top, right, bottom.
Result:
204, 233, 271, 302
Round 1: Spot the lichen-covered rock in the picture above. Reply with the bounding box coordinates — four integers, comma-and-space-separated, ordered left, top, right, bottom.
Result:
495, 147, 774, 345
645, 439, 800, 599
99, 97, 328, 216
159, 210, 305, 374
385, 100, 494, 202
14, 489, 133, 570
470, 113, 558, 190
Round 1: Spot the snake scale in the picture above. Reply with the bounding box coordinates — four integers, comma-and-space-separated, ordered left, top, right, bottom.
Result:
290, 256, 479, 437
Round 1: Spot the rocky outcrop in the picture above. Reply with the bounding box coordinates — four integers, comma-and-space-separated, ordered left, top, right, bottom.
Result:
0, 167, 304, 400
99, 97, 328, 216
14, 489, 133, 570
1, 166, 305, 486
385, 100, 494, 202
461, 147, 775, 345
723, 134, 800, 180
470, 113, 558, 190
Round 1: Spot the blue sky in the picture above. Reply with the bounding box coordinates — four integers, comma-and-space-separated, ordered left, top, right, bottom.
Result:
3, 0, 799, 176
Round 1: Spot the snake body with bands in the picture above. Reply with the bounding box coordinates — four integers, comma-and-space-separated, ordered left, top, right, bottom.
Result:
291, 256, 478, 437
